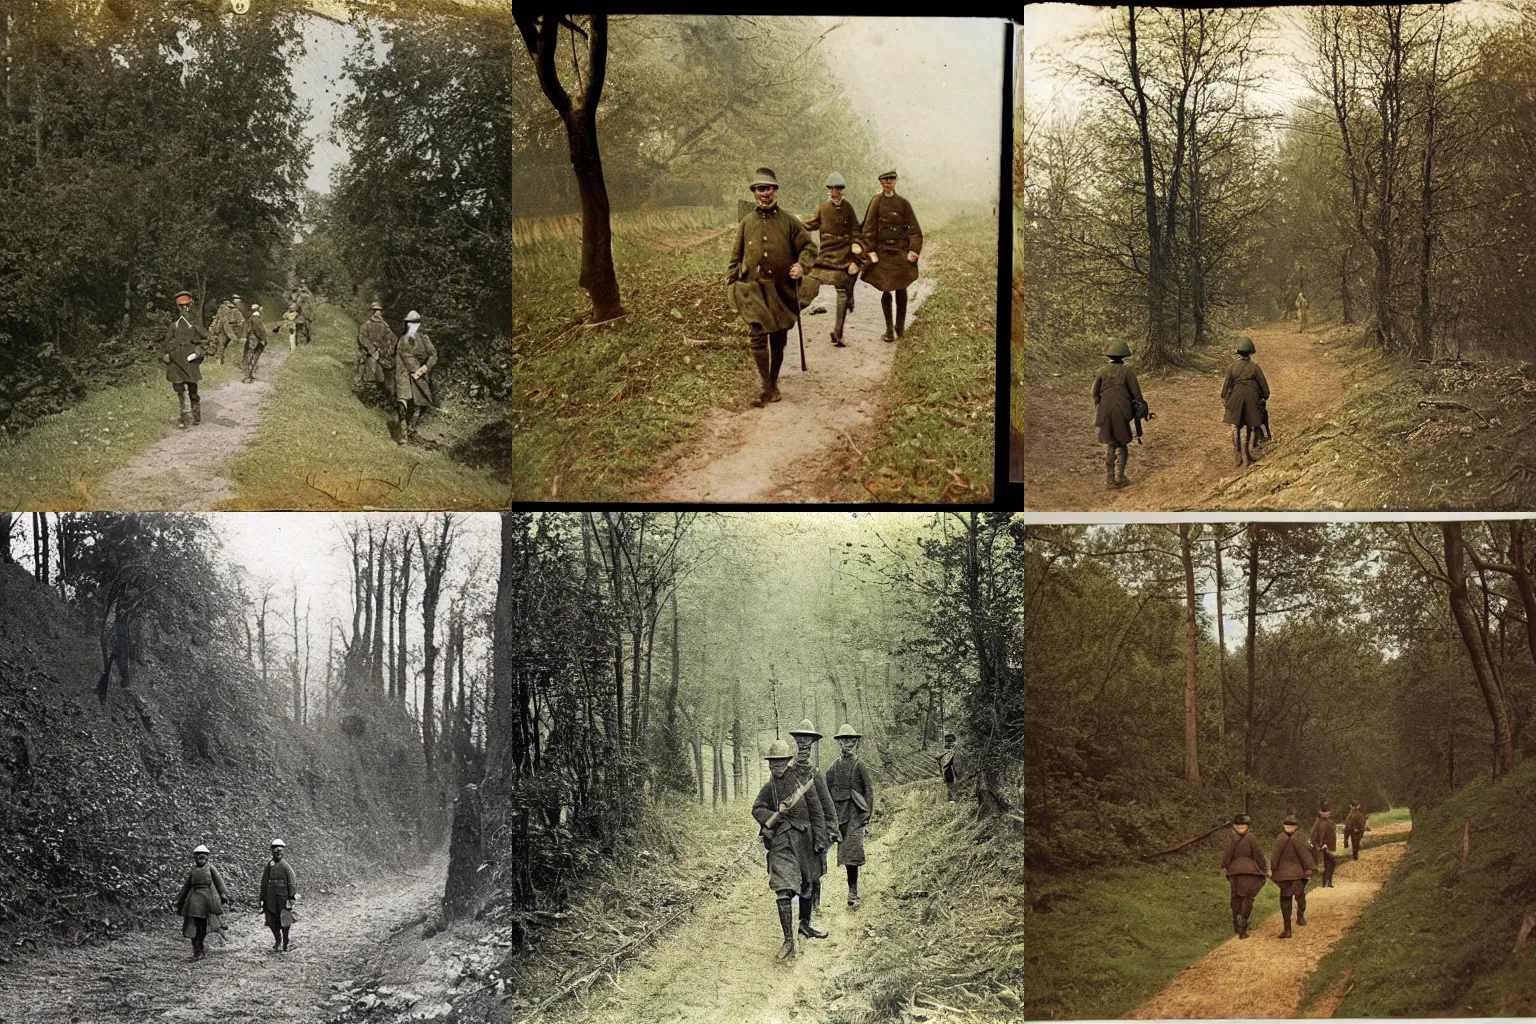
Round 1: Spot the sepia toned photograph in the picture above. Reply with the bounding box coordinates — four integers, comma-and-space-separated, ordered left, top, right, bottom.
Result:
513, 16, 1004, 504
1025, 520, 1536, 1019
0, 0, 511, 512
1021, 3, 1536, 513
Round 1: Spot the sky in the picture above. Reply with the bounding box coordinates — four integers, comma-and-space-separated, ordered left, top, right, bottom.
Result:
821, 17, 1007, 206
287, 13, 367, 194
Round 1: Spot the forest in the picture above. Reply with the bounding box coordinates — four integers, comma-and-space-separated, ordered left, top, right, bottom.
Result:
1024, 521, 1536, 1018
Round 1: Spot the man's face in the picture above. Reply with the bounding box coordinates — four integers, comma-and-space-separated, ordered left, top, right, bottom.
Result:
881, 177, 896, 195
1321, 811, 1331, 819
770, 759, 790, 779
272, 847, 284, 860
1234, 824, 1249, 835
828, 186, 844, 202
177, 300, 192, 315
1284, 824, 1298, 834
194, 853, 208, 866
753, 184, 777, 208
944, 736, 955, 749
794, 735, 814, 759
838, 738, 857, 757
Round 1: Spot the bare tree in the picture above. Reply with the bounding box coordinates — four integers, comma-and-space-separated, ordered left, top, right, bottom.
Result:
417, 514, 459, 769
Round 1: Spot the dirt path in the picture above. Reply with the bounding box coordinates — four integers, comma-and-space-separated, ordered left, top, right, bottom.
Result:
547, 789, 914, 1024
90, 343, 292, 510
1126, 823, 1411, 1020
0, 850, 445, 1024
1024, 321, 1351, 511
645, 249, 939, 503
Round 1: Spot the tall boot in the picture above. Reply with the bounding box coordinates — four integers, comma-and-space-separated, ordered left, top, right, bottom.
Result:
895, 289, 908, 337
767, 338, 785, 402
190, 395, 201, 426
798, 892, 827, 939
1238, 915, 1249, 939
846, 284, 855, 314
775, 897, 796, 960
1230, 896, 1241, 934
1279, 897, 1293, 938
281, 927, 290, 951
811, 879, 822, 913
1296, 890, 1308, 925
830, 290, 848, 347
1105, 447, 1118, 490
1116, 445, 1129, 486
1240, 896, 1254, 938
750, 344, 774, 408
396, 403, 410, 444
880, 293, 895, 342
848, 865, 860, 908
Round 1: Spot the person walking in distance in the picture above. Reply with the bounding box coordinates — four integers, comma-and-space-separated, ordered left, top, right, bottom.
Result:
1221, 813, 1267, 939
1092, 340, 1144, 490
825, 724, 874, 908
1269, 815, 1317, 939
1343, 801, 1368, 860
1311, 804, 1338, 887
751, 739, 830, 960
162, 291, 208, 429
260, 839, 298, 952
174, 843, 230, 960
858, 170, 922, 343
242, 303, 267, 383
1221, 336, 1270, 467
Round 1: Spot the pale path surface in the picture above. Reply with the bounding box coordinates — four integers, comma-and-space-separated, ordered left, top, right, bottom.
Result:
1125, 823, 1411, 1020
0, 849, 444, 1024
646, 249, 939, 503
1024, 321, 1351, 511
90, 343, 292, 510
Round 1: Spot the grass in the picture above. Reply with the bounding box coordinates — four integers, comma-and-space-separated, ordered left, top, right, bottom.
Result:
221, 302, 509, 510
849, 216, 997, 502
0, 332, 245, 509
1298, 763, 1536, 1016
1368, 806, 1412, 828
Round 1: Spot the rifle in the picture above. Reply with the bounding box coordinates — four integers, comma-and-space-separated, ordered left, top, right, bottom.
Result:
760, 774, 817, 848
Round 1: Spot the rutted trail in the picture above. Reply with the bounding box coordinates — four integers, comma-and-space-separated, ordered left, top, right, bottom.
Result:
1024, 321, 1351, 511
1126, 823, 1411, 1020
0, 850, 445, 1024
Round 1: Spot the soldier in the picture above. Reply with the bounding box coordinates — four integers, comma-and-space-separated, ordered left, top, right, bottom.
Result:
1296, 290, 1309, 332
207, 296, 233, 364
788, 719, 838, 922
393, 310, 438, 444
1343, 800, 1368, 860
938, 731, 970, 801
825, 724, 874, 908
275, 303, 301, 351
801, 172, 865, 348
1269, 815, 1316, 939
163, 291, 208, 429
296, 279, 315, 343
1221, 813, 1267, 939
356, 301, 395, 394
752, 739, 830, 961
1093, 340, 1144, 490
218, 293, 245, 363
859, 170, 922, 343
174, 843, 230, 960
259, 839, 298, 952
1222, 336, 1270, 467
242, 303, 267, 383
727, 167, 816, 407
1311, 804, 1338, 886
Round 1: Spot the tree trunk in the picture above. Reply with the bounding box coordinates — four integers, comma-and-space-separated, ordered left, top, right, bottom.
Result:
398, 537, 412, 705
1126, 6, 1172, 366
292, 587, 302, 724
443, 783, 484, 919
387, 551, 397, 699
0, 513, 11, 564
1214, 529, 1228, 742
1244, 525, 1259, 802
36, 512, 48, 585
732, 711, 743, 799
1180, 524, 1200, 784
372, 535, 387, 692
1443, 523, 1517, 778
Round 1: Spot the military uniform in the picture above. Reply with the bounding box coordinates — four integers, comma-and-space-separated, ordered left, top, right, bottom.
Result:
217, 297, 245, 363
1093, 343, 1144, 489
825, 726, 874, 907
939, 733, 970, 801
174, 849, 229, 959
296, 283, 315, 343
1296, 291, 1309, 332
1310, 810, 1338, 887
277, 307, 300, 350
243, 305, 267, 382
260, 844, 298, 951
163, 294, 208, 428
1222, 339, 1270, 466
859, 172, 922, 342
727, 167, 816, 407
801, 172, 865, 347
356, 304, 396, 387
1270, 821, 1317, 938
752, 739, 830, 960
1343, 805, 1367, 860
393, 315, 437, 443
1220, 820, 1267, 939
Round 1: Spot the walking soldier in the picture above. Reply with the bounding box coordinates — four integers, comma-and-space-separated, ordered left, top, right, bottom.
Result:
260, 839, 298, 952
858, 170, 922, 343
1093, 340, 1145, 490
801, 172, 864, 348
356, 301, 395, 392
752, 739, 830, 961
1270, 815, 1317, 939
1222, 336, 1270, 467
276, 303, 300, 351
825, 724, 874, 908
1311, 804, 1338, 886
1343, 801, 1368, 860
727, 167, 816, 407
163, 291, 208, 429
788, 719, 838, 924
174, 843, 230, 960
1221, 814, 1267, 939
393, 310, 437, 444
242, 303, 267, 383
938, 731, 971, 802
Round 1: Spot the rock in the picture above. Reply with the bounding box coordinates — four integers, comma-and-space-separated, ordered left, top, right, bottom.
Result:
354, 993, 379, 1011
998, 988, 1021, 1009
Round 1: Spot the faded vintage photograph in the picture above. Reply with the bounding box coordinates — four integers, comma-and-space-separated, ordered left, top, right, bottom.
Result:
513, 16, 1003, 504
1021, 4, 1536, 513
0, 0, 511, 511
1025, 520, 1536, 1018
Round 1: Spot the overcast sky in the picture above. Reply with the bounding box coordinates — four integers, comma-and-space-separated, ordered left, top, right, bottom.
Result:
288, 13, 365, 194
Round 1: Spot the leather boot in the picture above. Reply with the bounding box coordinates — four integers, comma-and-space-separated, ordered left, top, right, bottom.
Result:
191, 396, 201, 426
1297, 893, 1307, 925
767, 341, 784, 403
1105, 448, 1118, 490
775, 898, 796, 960
811, 880, 822, 913
881, 293, 895, 342
830, 291, 848, 347
797, 893, 827, 939
751, 346, 774, 407
895, 289, 907, 337
397, 404, 410, 444
1238, 916, 1249, 939
177, 390, 190, 429
1280, 898, 1293, 938
1116, 446, 1129, 486
848, 866, 860, 908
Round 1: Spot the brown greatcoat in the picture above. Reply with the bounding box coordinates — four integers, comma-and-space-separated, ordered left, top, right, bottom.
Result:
1270, 830, 1317, 882
791, 758, 838, 880
1221, 829, 1268, 898
825, 756, 875, 867
1093, 362, 1144, 446
752, 770, 829, 894
162, 313, 208, 384
1221, 357, 1270, 428
393, 329, 438, 407
1344, 808, 1367, 839
859, 192, 922, 292
357, 314, 396, 384
1311, 815, 1338, 852
727, 203, 817, 332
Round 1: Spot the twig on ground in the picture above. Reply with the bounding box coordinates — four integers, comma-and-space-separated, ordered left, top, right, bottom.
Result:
578, 314, 630, 330
1417, 399, 1491, 426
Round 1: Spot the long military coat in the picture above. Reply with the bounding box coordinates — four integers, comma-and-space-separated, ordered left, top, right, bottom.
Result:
1221, 357, 1270, 428
163, 314, 208, 384
176, 862, 229, 921
1221, 830, 1268, 898
260, 858, 298, 914
791, 758, 838, 879
752, 770, 829, 894
1270, 830, 1317, 882
859, 192, 922, 292
1310, 816, 1338, 853
825, 756, 874, 867
244, 313, 267, 351
727, 203, 817, 334
357, 315, 396, 384
1093, 362, 1144, 446
1343, 808, 1367, 839
802, 198, 864, 297
393, 329, 438, 406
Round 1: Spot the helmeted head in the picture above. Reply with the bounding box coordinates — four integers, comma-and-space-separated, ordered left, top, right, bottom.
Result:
231, 293, 241, 304
765, 738, 793, 778
825, 171, 847, 201
749, 167, 779, 207
789, 718, 821, 758
174, 291, 194, 310
834, 723, 860, 756
1233, 813, 1251, 834
878, 170, 897, 195
287, 302, 298, 312
943, 731, 956, 748
271, 839, 286, 860
370, 301, 384, 312
192, 843, 210, 863
1236, 336, 1256, 356
1320, 803, 1332, 817
404, 310, 422, 323
1283, 815, 1299, 832
250, 303, 261, 313
1105, 339, 1131, 360
1350, 800, 1361, 809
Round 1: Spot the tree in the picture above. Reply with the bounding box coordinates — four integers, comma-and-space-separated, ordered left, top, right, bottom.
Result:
1180, 523, 1200, 784
417, 513, 459, 769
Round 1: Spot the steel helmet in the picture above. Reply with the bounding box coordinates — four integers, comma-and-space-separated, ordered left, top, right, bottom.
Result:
192, 844, 210, 854
1104, 339, 1131, 358
404, 310, 422, 323
788, 719, 822, 739
270, 839, 286, 848
749, 167, 780, 189
370, 301, 384, 311
833, 724, 861, 739
1237, 336, 1256, 355
1283, 815, 1299, 826
825, 171, 847, 189
1233, 814, 1251, 826
763, 739, 793, 761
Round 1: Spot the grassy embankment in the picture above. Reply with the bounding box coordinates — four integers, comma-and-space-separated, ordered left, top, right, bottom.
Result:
221, 301, 509, 509
1299, 764, 1536, 1015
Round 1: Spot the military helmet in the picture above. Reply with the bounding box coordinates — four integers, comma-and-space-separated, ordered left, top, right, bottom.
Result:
749, 167, 780, 189
1236, 336, 1256, 355
1350, 799, 1361, 807
1233, 813, 1251, 826
192, 844, 210, 854
270, 838, 286, 848
174, 291, 194, 305
943, 731, 956, 741
763, 739, 793, 761
788, 718, 822, 739
833, 723, 861, 740
1320, 803, 1332, 813
1283, 815, 1299, 826
370, 301, 384, 311
250, 303, 260, 311
878, 169, 898, 180
1105, 339, 1131, 358
405, 310, 422, 323
825, 171, 847, 189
